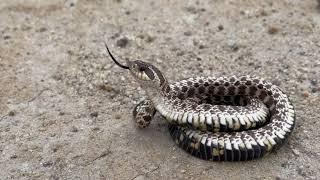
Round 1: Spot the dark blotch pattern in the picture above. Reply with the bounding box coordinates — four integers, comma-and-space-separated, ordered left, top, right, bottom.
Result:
165, 85, 171, 93
238, 85, 247, 95
182, 86, 188, 92
227, 86, 236, 95
198, 86, 205, 94
245, 81, 252, 86
234, 81, 240, 86
187, 88, 196, 97
249, 86, 258, 96
259, 91, 268, 100
208, 86, 215, 94
217, 86, 226, 95
133, 75, 295, 161
178, 93, 185, 100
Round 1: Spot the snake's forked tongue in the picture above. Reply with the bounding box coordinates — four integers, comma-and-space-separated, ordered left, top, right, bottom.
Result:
104, 42, 129, 69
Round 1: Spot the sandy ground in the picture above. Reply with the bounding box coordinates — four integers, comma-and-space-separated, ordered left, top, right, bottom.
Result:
1, 0, 320, 179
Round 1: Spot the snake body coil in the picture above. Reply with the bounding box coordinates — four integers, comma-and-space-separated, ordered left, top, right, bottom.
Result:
106, 44, 295, 161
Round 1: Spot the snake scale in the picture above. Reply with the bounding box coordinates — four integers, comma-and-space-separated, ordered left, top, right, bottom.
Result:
106, 43, 295, 161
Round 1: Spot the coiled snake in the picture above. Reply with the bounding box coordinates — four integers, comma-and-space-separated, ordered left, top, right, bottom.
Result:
105, 43, 295, 161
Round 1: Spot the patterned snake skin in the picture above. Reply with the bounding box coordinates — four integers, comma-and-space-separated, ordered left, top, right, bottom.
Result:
106, 44, 295, 161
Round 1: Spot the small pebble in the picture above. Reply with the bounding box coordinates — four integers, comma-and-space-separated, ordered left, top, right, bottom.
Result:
115, 114, 121, 119
297, 166, 306, 176
218, 25, 224, 31
42, 161, 53, 167
311, 87, 319, 93
3, 35, 11, 40
199, 44, 206, 49
98, 84, 114, 92
92, 127, 100, 131
298, 51, 306, 56
301, 91, 310, 98
268, 26, 280, 34
184, 31, 192, 36
185, 6, 197, 14
10, 154, 17, 159
8, 111, 15, 116
260, 9, 268, 16
111, 32, 120, 39
145, 35, 155, 43
310, 79, 317, 86
275, 176, 281, 180
52, 146, 60, 153
292, 148, 300, 156
177, 51, 185, 56
90, 112, 99, 117
281, 162, 288, 168
70, 126, 78, 132
21, 25, 32, 31
116, 37, 129, 48
38, 27, 47, 32
227, 41, 239, 51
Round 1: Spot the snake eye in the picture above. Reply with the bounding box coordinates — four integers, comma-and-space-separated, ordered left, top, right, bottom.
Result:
129, 61, 155, 81
132, 64, 138, 69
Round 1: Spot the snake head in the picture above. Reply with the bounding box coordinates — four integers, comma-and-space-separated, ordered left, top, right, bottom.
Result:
105, 43, 167, 88
126, 60, 166, 87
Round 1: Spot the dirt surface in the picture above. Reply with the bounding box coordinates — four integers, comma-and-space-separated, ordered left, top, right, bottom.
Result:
1, 0, 320, 179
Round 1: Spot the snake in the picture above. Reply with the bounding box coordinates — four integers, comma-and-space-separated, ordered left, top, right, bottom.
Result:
105, 43, 295, 161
